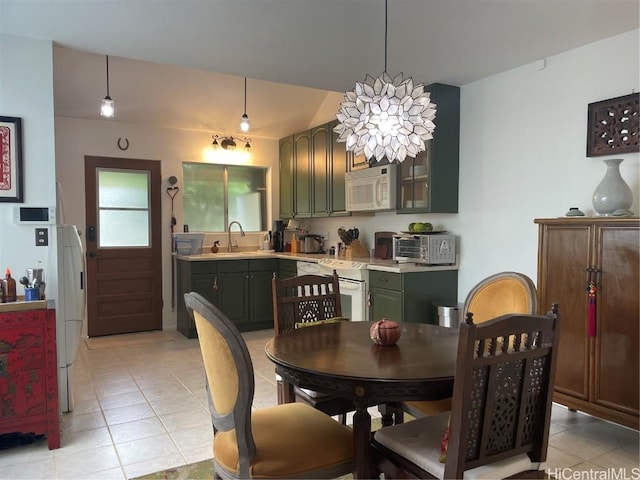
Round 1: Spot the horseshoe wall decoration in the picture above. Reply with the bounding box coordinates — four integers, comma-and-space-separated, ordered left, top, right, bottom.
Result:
117, 137, 130, 151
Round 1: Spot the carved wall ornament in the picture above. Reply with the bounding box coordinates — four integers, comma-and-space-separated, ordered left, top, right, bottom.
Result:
586, 93, 639, 157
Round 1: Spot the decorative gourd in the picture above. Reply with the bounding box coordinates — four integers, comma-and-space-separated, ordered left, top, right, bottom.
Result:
370, 318, 401, 346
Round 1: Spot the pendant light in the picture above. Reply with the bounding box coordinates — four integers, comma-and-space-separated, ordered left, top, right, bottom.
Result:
334, 0, 436, 163
240, 77, 250, 132
100, 55, 115, 118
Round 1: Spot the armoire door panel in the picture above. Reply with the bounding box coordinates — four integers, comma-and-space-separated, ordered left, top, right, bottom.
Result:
540, 225, 591, 401
593, 226, 639, 415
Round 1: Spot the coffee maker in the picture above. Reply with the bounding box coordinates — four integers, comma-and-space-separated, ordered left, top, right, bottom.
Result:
272, 220, 285, 252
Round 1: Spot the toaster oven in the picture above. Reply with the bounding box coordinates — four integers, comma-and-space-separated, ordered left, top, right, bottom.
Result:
392, 233, 457, 265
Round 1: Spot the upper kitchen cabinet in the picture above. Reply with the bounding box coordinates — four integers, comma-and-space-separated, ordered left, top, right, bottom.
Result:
397, 83, 460, 213
311, 124, 330, 217
279, 121, 350, 219
294, 130, 312, 218
329, 120, 349, 216
279, 136, 294, 219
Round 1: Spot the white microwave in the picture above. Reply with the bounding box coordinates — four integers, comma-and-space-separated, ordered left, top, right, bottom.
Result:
345, 164, 397, 212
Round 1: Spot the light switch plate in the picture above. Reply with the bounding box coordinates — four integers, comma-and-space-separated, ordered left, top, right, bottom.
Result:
35, 228, 48, 246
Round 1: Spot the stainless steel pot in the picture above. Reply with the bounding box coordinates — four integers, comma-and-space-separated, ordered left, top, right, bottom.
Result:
302, 235, 323, 253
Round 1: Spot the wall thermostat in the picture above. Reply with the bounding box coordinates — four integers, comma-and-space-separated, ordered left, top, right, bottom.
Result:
13, 206, 56, 224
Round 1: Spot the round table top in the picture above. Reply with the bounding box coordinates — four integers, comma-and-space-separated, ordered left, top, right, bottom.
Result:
265, 321, 459, 383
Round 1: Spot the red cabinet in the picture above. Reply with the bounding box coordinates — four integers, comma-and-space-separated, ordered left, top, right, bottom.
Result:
0, 305, 60, 449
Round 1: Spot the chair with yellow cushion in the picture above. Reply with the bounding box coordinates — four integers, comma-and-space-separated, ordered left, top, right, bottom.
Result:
184, 292, 354, 479
371, 305, 561, 479
403, 271, 538, 418
272, 271, 357, 424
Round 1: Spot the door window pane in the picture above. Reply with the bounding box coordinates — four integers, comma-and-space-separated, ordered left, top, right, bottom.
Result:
99, 170, 149, 208
99, 210, 150, 246
98, 169, 151, 247
183, 163, 267, 232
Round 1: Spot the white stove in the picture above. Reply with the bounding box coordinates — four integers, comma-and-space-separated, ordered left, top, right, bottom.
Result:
298, 258, 369, 321
317, 257, 369, 281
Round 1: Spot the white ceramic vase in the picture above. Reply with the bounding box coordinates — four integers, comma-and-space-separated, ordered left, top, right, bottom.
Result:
592, 158, 633, 216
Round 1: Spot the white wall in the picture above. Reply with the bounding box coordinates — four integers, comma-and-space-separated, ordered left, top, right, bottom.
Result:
55, 117, 280, 329
309, 29, 640, 305
0, 35, 58, 296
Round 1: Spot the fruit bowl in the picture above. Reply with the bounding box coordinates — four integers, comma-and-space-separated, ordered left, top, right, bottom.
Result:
407, 222, 433, 233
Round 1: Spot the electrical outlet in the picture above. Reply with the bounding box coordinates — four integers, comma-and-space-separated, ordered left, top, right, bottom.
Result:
35, 228, 48, 246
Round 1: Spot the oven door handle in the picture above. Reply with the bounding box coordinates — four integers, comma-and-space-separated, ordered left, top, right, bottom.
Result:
339, 280, 364, 291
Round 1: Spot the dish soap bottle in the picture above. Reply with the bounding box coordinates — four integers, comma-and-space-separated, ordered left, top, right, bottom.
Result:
210, 240, 220, 253
2, 268, 17, 302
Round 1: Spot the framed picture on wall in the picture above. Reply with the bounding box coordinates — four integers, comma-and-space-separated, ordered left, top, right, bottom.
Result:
0, 116, 23, 203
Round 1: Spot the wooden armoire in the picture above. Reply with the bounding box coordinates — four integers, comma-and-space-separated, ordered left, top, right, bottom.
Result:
535, 217, 639, 429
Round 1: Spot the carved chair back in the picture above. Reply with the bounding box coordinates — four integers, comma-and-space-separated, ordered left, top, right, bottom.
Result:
443, 305, 560, 478
272, 271, 342, 335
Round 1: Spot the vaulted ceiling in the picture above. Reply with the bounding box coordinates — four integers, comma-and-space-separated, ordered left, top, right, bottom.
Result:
2, 0, 638, 139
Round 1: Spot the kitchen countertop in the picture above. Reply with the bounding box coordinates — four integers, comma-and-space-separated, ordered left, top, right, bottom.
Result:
0, 299, 48, 313
175, 251, 459, 273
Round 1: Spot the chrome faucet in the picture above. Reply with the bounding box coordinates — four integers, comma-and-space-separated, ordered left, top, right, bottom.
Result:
227, 221, 246, 252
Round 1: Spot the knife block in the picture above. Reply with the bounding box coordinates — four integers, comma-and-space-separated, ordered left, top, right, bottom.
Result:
345, 239, 369, 259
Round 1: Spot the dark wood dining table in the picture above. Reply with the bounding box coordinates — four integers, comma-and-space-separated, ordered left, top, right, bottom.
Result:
264, 321, 460, 479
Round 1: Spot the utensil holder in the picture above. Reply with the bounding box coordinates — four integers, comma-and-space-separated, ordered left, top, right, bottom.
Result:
346, 240, 369, 259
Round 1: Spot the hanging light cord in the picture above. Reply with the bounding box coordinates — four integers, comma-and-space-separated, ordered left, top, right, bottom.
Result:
243, 77, 247, 114
384, 0, 388, 73
106, 55, 110, 96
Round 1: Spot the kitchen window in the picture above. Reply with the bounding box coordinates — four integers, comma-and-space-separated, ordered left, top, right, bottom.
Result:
182, 162, 267, 232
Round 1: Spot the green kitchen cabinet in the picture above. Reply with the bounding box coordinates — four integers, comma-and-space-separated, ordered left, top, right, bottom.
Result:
329, 120, 349, 216
369, 286, 403, 323
369, 269, 458, 325
217, 258, 277, 331
279, 135, 294, 219
311, 124, 330, 217
176, 259, 218, 338
249, 260, 278, 326
293, 130, 312, 218
176, 258, 277, 338
397, 83, 460, 214
217, 260, 250, 327
278, 259, 298, 279
279, 121, 350, 219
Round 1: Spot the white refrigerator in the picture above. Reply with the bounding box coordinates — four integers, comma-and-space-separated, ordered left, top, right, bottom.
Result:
53, 225, 86, 413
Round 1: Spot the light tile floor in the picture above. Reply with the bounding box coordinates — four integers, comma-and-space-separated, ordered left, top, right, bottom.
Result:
0, 329, 638, 479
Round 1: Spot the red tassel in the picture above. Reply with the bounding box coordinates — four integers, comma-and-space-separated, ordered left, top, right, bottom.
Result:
587, 296, 596, 337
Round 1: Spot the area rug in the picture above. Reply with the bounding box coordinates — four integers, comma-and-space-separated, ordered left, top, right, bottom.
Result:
130, 417, 387, 479
130, 458, 353, 480
131, 458, 214, 480
85, 331, 174, 350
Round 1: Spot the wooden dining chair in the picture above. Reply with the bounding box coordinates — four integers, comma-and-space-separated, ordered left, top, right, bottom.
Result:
403, 271, 538, 419
184, 292, 354, 479
272, 271, 357, 424
371, 305, 560, 479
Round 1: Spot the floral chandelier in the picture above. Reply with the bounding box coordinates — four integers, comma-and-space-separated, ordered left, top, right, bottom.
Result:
333, 0, 436, 164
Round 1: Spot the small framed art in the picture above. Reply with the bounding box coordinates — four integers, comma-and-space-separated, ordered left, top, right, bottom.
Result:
587, 93, 639, 157
0, 116, 23, 203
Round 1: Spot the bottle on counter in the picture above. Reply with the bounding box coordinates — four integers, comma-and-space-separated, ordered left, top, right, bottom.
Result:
2, 268, 17, 302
